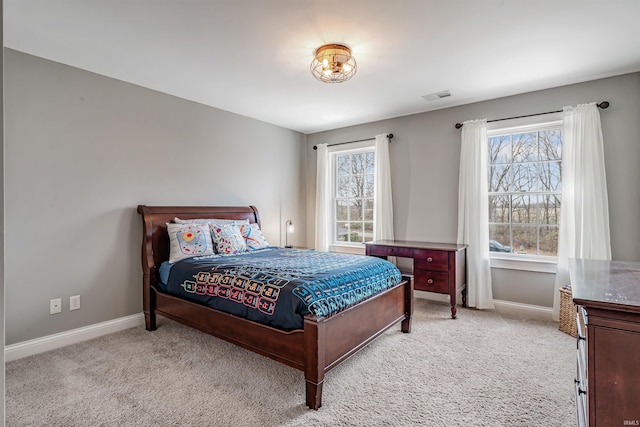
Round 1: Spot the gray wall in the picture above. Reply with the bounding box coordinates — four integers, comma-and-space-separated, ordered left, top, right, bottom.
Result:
4, 49, 306, 345
306, 72, 640, 308
5, 46, 639, 346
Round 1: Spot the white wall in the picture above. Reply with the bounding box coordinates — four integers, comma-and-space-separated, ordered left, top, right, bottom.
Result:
306, 73, 640, 308
4, 49, 306, 344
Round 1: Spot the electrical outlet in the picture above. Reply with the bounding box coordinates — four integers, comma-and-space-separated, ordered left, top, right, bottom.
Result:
50, 298, 62, 314
70, 295, 81, 311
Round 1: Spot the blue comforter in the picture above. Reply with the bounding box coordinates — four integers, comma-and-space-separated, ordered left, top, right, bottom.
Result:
162, 248, 402, 331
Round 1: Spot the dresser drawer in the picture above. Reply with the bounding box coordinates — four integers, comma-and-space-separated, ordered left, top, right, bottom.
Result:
575, 380, 588, 427
577, 340, 587, 390
414, 250, 449, 271
577, 306, 587, 339
367, 245, 414, 258
414, 269, 449, 293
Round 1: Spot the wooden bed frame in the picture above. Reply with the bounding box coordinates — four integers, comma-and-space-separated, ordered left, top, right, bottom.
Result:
137, 205, 413, 409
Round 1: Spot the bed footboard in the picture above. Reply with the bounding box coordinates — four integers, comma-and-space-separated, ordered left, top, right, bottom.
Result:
303, 276, 413, 409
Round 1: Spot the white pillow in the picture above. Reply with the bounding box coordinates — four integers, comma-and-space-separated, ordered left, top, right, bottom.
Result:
240, 223, 270, 250
166, 223, 215, 263
174, 217, 249, 227
210, 223, 247, 254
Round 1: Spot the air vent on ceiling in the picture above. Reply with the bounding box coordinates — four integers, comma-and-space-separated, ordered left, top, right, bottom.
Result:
422, 90, 451, 101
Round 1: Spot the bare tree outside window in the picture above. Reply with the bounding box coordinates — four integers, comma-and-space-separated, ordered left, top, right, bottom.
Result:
334, 150, 375, 244
488, 125, 562, 256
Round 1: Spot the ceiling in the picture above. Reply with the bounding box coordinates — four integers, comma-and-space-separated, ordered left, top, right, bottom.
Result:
5, 1, 640, 134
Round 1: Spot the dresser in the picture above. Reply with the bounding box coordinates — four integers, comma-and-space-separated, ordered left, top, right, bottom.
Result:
365, 240, 467, 318
570, 259, 640, 427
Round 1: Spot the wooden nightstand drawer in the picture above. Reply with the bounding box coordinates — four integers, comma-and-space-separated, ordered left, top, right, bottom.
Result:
414, 269, 449, 293
414, 250, 449, 271
367, 245, 414, 258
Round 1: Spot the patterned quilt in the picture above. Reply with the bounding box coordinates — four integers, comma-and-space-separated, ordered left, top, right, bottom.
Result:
164, 247, 402, 331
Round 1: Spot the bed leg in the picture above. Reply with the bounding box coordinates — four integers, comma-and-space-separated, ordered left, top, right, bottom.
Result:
401, 275, 414, 333
144, 310, 157, 331
304, 318, 326, 410
401, 315, 412, 333
305, 379, 324, 410
142, 274, 157, 331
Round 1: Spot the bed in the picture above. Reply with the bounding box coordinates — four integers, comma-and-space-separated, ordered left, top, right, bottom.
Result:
137, 205, 413, 409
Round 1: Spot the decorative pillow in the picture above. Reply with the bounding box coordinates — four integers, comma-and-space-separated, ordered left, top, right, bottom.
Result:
210, 223, 247, 254
166, 223, 214, 263
240, 223, 270, 250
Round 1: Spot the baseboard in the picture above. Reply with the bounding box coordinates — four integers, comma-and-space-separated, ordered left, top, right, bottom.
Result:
4, 299, 553, 362
492, 299, 554, 320
414, 290, 450, 303
414, 291, 553, 321
4, 313, 145, 362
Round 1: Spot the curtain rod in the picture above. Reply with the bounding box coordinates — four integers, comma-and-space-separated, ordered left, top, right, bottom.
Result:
454, 101, 610, 129
312, 133, 394, 150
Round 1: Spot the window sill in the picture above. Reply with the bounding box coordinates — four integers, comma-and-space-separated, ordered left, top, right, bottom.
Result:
329, 244, 366, 255
490, 254, 557, 273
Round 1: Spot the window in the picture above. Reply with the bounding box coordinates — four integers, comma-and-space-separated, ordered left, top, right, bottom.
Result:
332, 148, 375, 245
488, 119, 562, 258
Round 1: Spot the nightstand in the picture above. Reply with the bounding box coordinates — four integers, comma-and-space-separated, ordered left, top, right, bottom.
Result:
366, 240, 467, 318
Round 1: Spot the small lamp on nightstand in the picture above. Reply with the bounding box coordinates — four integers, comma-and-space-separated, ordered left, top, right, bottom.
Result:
285, 220, 294, 248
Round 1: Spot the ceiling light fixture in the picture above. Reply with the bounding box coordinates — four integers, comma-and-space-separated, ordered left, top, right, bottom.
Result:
310, 44, 357, 83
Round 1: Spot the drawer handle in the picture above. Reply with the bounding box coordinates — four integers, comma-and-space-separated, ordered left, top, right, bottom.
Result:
427, 257, 433, 262
427, 278, 434, 284
388, 248, 395, 254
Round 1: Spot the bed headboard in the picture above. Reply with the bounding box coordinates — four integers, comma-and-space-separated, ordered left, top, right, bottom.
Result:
136, 205, 261, 281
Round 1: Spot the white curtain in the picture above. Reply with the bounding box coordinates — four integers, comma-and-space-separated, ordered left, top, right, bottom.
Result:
374, 134, 394, 242
457, 119, 494, 309
315, 143, 331, 251
553, 103, 611, 319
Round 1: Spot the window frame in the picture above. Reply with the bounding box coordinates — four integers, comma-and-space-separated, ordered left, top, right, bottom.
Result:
327, 140, 376, 250
487, 113, 563, 272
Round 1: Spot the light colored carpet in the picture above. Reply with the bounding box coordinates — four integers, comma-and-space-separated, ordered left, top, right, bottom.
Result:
6, 299, 576, 426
